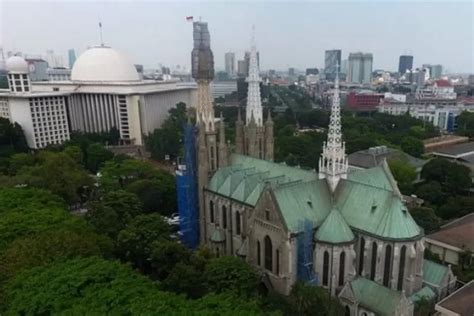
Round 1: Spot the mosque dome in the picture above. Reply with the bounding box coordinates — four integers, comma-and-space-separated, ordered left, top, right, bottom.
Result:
71, 46, 140, 82
6, 56, 29, 73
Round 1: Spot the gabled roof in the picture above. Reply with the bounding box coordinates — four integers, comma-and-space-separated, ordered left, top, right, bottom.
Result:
436, 280, 474, 316
336, 163, 421, 240
273, 180, 332, 233
347, 277, 406, 315
315, 207, 355, 244
427, 213, 474, 251
348, 146, 426, 169
423, 260, 449, 287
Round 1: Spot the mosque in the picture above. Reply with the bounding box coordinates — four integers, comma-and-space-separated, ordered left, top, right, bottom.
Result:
0, 46, 196, 149
188, 21, 457, 315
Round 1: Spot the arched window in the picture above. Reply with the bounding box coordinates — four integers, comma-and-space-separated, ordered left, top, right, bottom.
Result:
383, 245, 392, 287
235, 211, 241, 235
276, 249, 280, 275
339, 251, 346, 286
370, 242, 377, 280
362, 313, 368, 316
323, 251, 330, 286
257, 241, 261, 266
358, 237, 365, 275
210, 200, 215, 223
345, 306, 350, 316
222, 205, 227, 229
398, 245, 407, 291
264, 236, 273, 272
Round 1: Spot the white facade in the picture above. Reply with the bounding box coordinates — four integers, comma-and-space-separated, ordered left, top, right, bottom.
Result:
1, 49, 197, 148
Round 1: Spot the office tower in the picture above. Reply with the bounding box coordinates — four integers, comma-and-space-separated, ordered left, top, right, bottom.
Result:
423, 64, 443, 79
324, 49, 342, 81
68, 49, 76, 69
237, 60, 247, 77
348, 52, 373, 84
398, 55, 413, 74
225, 52, 235, 77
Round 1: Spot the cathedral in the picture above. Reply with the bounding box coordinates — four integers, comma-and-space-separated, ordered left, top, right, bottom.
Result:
190, 22, 456, 315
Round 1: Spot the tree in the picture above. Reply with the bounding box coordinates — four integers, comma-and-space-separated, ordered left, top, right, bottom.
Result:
389, 159, 417, 194
150, 239, 191, 279
87, 190, 142, 238
161, 262, 207, 298
117, 214, 171, 272
286, 282, 344, 316
203, 256, 259, 298
63, 145, 84, 165
437, 196, 474, 220
0, 227, 112, 280
409, 207, 442, 233
0, 118, 28, 157
126, 177, 176, 216
16, 152, 93, 204
7, 153, 35, 175
415, 181, 445, 206
85, 143, 114, 174
456, 111, 474, 138
401, 136, 424, 157
421, 159, 471, 194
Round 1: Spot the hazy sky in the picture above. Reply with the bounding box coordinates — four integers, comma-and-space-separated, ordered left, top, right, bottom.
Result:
1, 0, 473, 73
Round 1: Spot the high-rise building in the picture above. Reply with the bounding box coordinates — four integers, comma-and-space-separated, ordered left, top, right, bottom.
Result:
237, 60, 247, 77
68, 49, 76, 69
423, 64, 443, 79
348, 52, 373, 84
324, 49, 342, 81
225, 52, 235, 77
306, 68, 319, 75
398, 55, 413, 74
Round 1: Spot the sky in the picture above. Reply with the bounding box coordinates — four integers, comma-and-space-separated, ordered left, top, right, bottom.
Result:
1, 0, 473, 73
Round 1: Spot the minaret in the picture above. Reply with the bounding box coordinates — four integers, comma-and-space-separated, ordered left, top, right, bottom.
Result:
245, 27, 263, 126
218, 112, 228, 167
319, 65, 348, 192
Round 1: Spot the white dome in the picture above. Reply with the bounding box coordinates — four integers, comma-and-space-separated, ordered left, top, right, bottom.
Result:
71, 46, 140, 82
6, 56, 28, 73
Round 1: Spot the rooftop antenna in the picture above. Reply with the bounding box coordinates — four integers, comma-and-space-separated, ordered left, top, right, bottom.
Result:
98, 16, 104, 46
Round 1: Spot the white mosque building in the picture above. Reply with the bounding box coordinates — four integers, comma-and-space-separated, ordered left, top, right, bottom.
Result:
0, 46, 196, 149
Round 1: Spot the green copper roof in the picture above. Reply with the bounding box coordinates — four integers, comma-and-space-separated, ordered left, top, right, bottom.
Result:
315, 208, 355, 244
423, 260, 449, 287
273, 180, 331, 232
337, 164, 421, 240
349, 277, 404, 315
410, 286, 436, 303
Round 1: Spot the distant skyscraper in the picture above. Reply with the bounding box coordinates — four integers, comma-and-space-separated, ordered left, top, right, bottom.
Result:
288, 68, 296, 77
68, 49, 76, 69
398, 55, 413, 74
306, 68, 319, 75
237, 60, 247, 77
423, 64, 443, 79
324, 49, 341, 81
225, 52, 235, 77
348, 52, 373, 84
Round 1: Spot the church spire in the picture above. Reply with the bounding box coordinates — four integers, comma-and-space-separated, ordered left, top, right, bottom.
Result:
245, 26, 263, 126
319, 65, 348, 192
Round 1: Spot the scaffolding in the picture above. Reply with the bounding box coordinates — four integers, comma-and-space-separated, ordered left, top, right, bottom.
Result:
176, 123, 199, 249
297, 219, 317, 285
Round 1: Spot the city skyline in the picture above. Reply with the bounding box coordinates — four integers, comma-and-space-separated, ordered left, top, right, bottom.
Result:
1, 1, 473, 73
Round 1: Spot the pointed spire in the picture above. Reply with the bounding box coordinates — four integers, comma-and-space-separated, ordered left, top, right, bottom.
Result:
245, 26, 263, 126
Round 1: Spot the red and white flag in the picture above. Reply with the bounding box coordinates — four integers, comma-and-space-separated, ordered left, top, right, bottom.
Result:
186, 16, 193, 22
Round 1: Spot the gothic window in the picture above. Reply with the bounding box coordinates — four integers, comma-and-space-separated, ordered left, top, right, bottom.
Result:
398, 245, 407, 291
339, 251, 346, 286
222, 205, 227, 229
345, 306, 350, 316
265, 209, 270, 221
370, 242, 377, 280
276, 249, 280, 275
257, 241, 261, 266
362, 313, 368, 316
383, 244, 392, 287
235, 211, 241, 235
264, 235, 273, 272
358, 237, 365, 275
323, 250, 330, 286
210, 200, 215, 223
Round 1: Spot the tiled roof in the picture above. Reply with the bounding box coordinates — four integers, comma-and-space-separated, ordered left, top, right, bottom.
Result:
436, 280, 474, 316
427, 213, 474, 251
423, 259, 449, 287
434, 79, 452, 87
315, 207, 355, 244
349, 277, 404, 315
